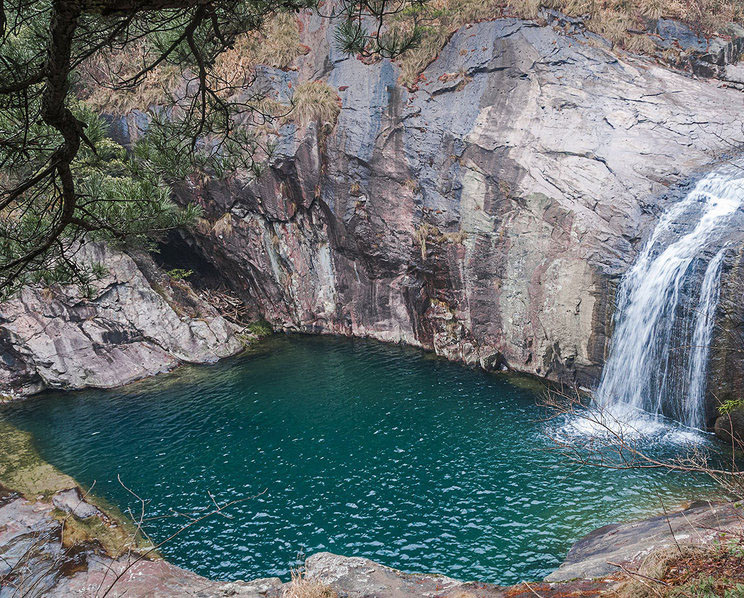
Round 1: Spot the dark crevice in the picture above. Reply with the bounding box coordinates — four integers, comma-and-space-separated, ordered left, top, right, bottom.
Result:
152, 230, 226, 291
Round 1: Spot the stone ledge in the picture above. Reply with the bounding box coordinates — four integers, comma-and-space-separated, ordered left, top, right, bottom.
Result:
547, 501, 743, 582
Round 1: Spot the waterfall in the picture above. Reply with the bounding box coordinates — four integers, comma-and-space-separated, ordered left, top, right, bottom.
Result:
684, 249, 726, 427
596, 165, 744, 429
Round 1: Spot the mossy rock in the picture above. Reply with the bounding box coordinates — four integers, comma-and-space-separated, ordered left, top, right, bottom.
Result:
0, 419, 76, 498
51, 506, 152, 558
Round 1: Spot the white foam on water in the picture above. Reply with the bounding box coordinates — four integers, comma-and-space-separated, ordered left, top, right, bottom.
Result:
552, 404, 709, 448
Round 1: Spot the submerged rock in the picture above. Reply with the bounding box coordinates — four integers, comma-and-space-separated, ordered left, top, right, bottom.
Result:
51, 487, 103, 520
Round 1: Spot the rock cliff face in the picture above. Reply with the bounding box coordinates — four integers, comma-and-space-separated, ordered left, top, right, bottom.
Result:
3, 14, 744, 400
0, 243, 243, 396
709, 244, 744, 435
169, 14, 744, 388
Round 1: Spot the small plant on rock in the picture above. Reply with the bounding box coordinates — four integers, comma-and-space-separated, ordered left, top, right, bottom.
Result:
166, 268, 194, 282
282, 568, 338, 598
248, 319, 274, 338
90, 262, 110, 279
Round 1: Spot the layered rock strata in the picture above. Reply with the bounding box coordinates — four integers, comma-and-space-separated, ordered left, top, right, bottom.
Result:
168, 15, 744, 391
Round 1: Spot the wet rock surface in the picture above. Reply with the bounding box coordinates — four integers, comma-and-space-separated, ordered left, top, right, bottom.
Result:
0, 242, 244, 397
707, 243, 744, 436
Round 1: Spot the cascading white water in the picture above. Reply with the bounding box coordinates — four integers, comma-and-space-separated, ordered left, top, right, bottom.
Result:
596, 165, 744, 430
684, 248, 726, 427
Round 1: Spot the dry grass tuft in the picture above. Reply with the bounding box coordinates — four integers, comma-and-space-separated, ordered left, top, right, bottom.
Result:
391, 0, 506, 86
253, 13, 305, 69
616, 539, 744, 598
215, 11, 303, 88
282, 569, 338, 598
288, 81, 341, 126
624, 32, 659, 54
397, 27, 454, 86
80, 13, 303, 114
587, 8, 634, 45
641, 0, 667, 20
512, 0, 542, 18
79, 41, 183, 115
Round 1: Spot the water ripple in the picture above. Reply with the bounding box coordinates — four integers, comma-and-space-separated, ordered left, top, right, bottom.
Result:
1, 335, 720, 585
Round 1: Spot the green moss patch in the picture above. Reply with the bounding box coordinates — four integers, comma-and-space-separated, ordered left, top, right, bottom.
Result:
0, 417, 153, 558
0, 419, 76, 499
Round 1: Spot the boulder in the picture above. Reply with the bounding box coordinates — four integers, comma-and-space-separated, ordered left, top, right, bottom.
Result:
0, 242, 244, 396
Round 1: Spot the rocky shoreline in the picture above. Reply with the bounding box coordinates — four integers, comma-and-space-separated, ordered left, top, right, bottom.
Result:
1, 482, 739, 597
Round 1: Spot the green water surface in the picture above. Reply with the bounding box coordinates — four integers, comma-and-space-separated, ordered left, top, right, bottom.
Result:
1, 335, 718, 584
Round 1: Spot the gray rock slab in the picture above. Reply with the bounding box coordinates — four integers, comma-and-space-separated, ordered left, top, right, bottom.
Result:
0, 242, 244, 396
51, 487, 102, 520
546, 501, 744, 581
